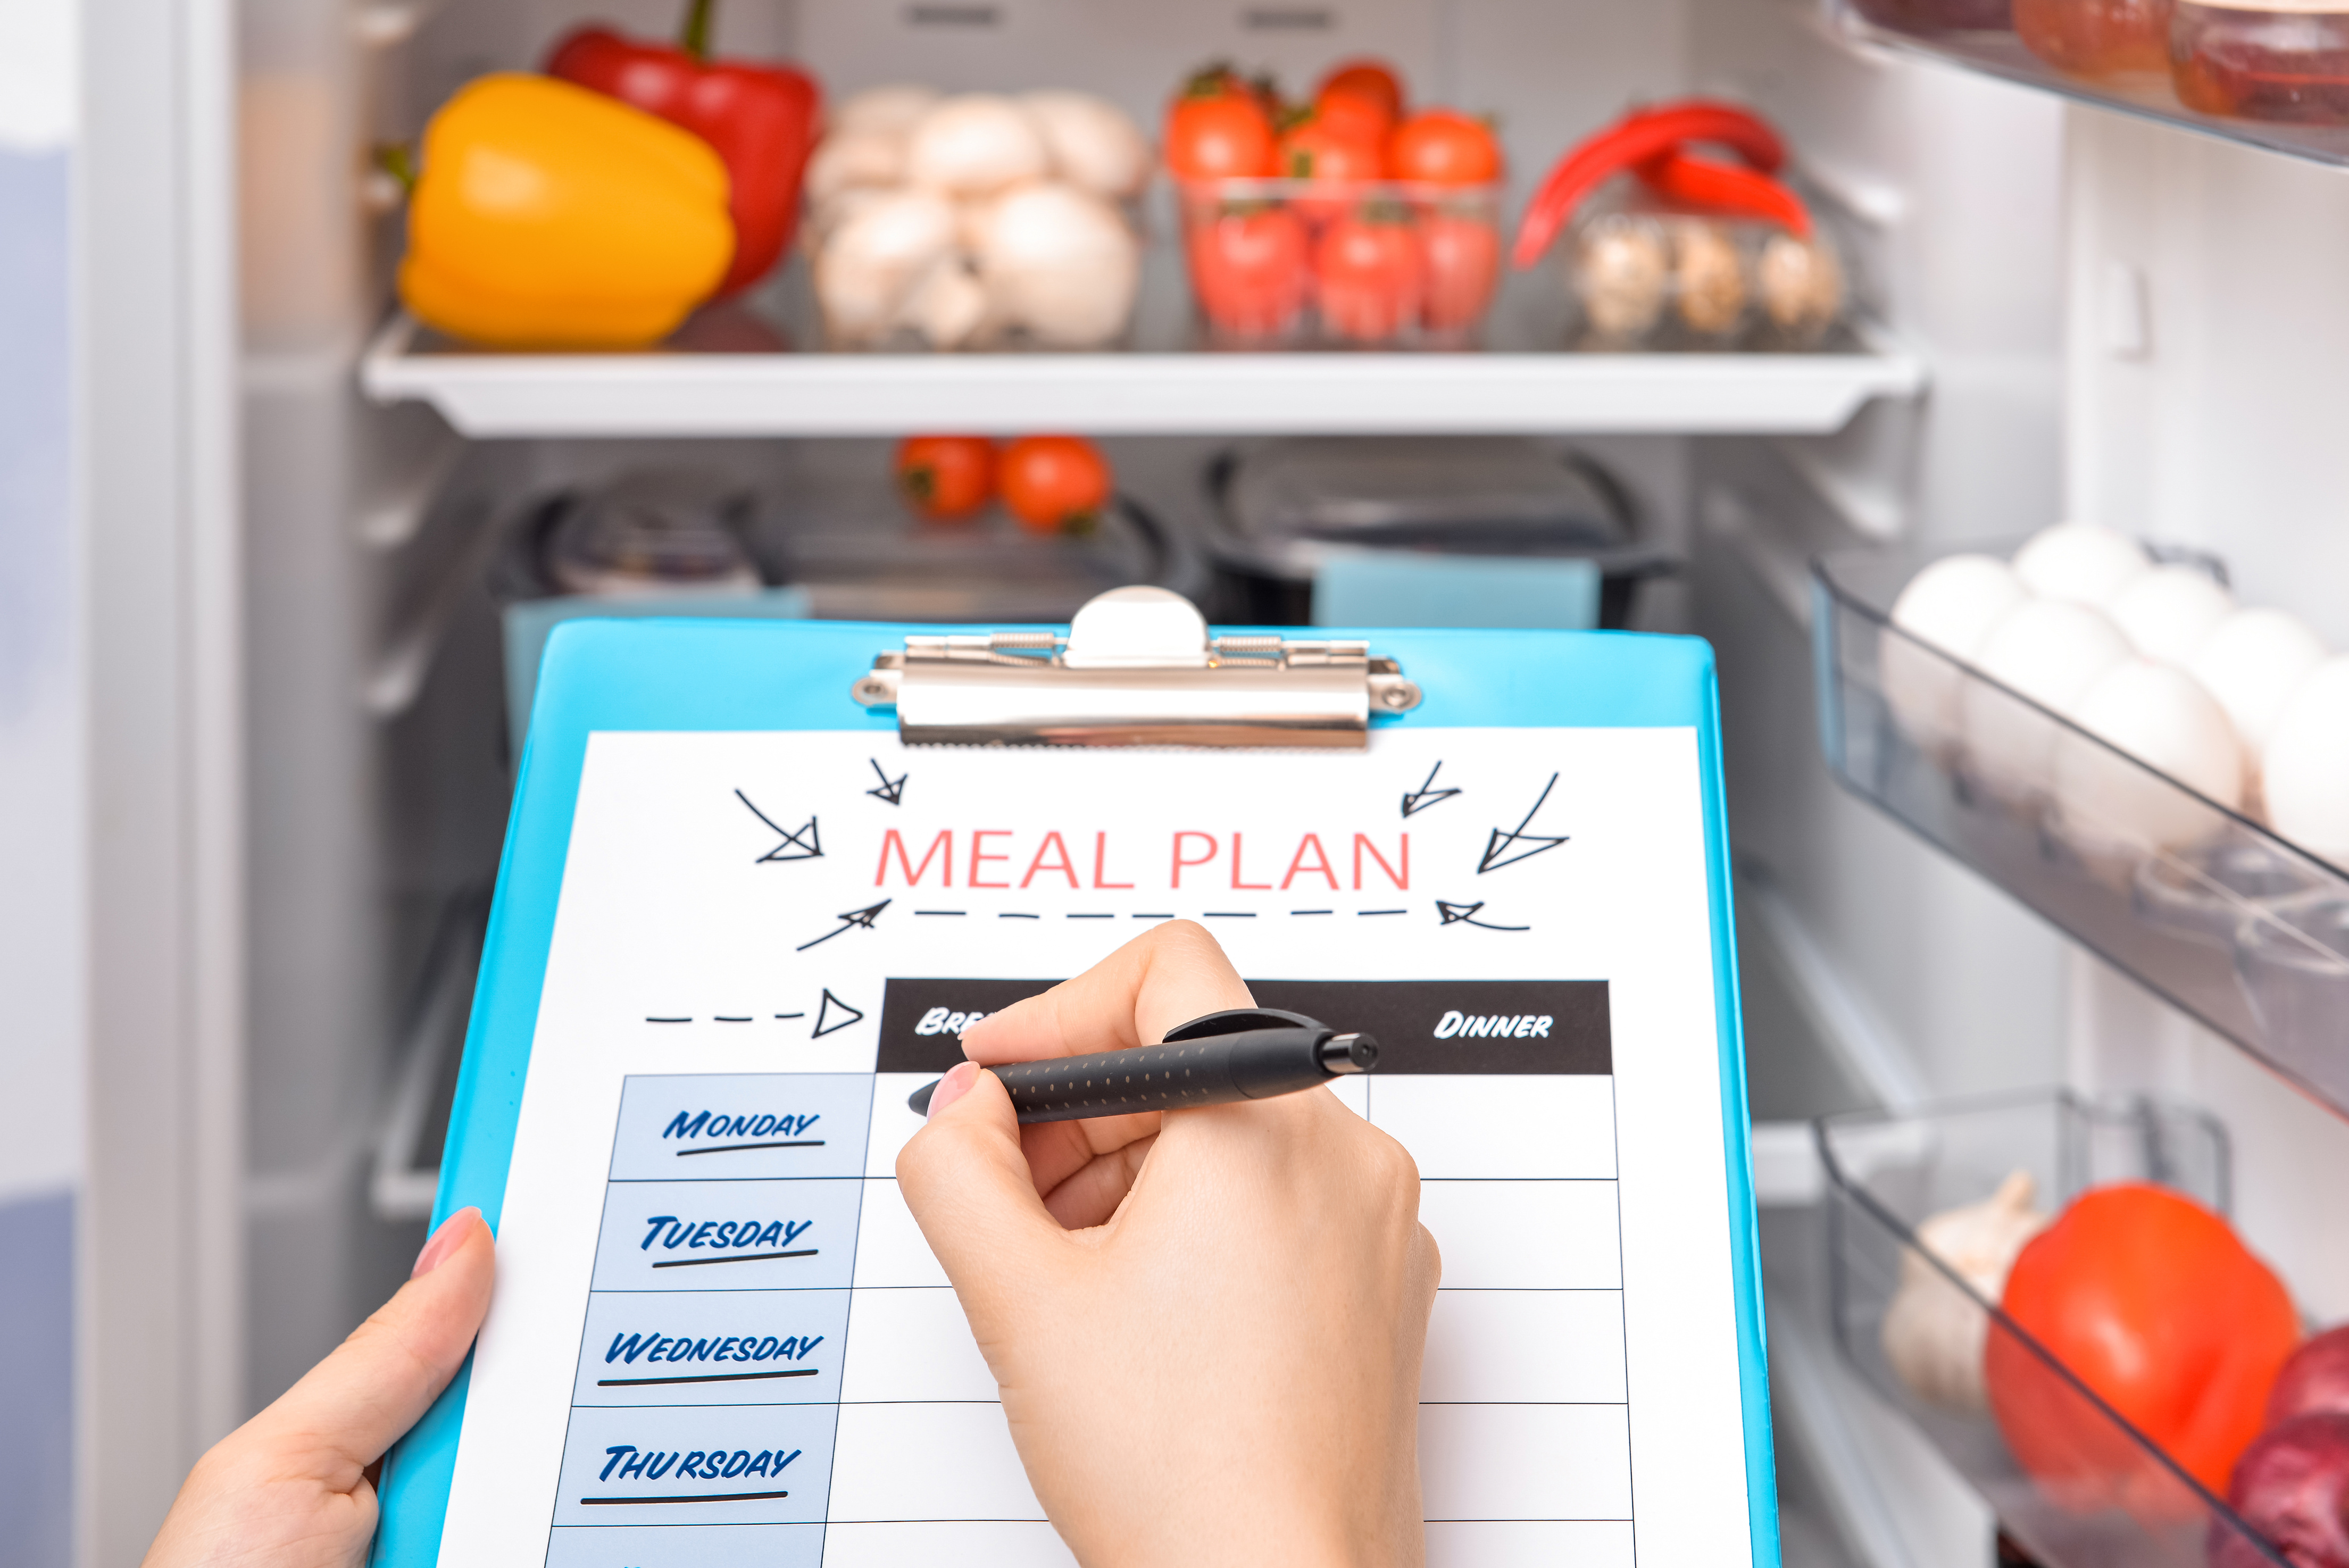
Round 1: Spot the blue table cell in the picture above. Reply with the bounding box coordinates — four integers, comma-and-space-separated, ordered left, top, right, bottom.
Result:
576, 1289, 852, 1406
544, 1523, 825, 1568
552, 1405, 839, 1528
611, 1074, 874, 1182
594, 1180, 863, 1292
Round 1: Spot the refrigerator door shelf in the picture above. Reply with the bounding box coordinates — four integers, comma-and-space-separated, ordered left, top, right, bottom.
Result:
1835, 0, 2349, 173
1817, 1088, 2277, 1568
1814, 544, 2349, 1127
356, 309, 1926, 440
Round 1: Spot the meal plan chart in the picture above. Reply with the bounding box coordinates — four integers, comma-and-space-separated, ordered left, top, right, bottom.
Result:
432, 727, 1759, 1568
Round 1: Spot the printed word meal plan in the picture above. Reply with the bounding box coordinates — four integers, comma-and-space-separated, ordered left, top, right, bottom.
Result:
437, 729, 1755, 1568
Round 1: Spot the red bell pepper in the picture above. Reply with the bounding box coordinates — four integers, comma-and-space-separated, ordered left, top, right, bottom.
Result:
546, 0, 821, 298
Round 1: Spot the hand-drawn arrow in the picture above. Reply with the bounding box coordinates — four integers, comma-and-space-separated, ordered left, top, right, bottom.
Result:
1478, 772, 1569, 873
1436, 899, 1530, 932
866, 758, 907, 807
736, 789, 822, 863
795, 899, 890, 952
1401, 760, 1461, 819
811, 988, 866, 1039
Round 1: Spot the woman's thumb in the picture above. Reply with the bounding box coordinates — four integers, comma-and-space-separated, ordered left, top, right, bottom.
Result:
237, 1207, 496, 1479
897, 1064, 1068, 1319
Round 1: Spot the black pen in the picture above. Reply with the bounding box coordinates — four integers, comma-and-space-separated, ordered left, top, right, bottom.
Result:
906, 1007, 1378, 1123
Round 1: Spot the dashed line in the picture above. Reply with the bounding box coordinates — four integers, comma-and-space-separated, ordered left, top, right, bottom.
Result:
773, 1012, 805, 1020
1132, 913, 1175, 919
714, 1016, 752, 1023
998, 912, 1040, 920
1065, 912, 1114, 919
1291, 909, 1333, 916
914, 910, 965, 916
1360, 909, 1407, 916
1202, 912, 1256, 919
647, 1016, 692, 1023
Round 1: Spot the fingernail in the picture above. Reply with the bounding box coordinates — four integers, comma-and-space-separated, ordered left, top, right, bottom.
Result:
413, 1207, 480, 1278
927, 1061, 979, 1120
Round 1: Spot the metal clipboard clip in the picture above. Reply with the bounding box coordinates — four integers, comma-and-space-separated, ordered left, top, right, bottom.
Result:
851, 586, 1422, 748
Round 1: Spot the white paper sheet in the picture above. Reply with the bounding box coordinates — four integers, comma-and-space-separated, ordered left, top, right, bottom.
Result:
437, 727, 1752, 1568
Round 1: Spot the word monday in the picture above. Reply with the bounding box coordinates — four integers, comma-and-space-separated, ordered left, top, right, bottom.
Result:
873, 829, 1411, 892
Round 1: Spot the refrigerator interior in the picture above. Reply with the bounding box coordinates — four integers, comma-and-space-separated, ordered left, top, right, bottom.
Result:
78, 0, 2349, 1558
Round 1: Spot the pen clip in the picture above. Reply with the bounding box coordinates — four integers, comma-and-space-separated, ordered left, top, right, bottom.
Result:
1160, 1006, 1326, 1042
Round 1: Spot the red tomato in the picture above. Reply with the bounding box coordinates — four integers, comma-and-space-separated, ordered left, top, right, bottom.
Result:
1312, 83, 1396, 149
1164, 90, 1278, 181
893, 435, 994, 521
1314, 214, 1423, 343
1419, 211, 1500, 333
1988, 1183, 2301, 1520
999, 436, 1113, 535
1390, 109, 1504, 187
1316, 59, 1406, 121
1277, 113, 1388, 181
1186, 204, 1311, 341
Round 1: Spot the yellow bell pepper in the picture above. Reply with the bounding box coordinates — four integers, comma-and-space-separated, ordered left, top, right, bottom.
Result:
399, 73, 735, 349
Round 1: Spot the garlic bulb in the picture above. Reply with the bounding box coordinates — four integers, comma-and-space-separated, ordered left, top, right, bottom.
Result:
1021, 90, 1151, 198
1675, 223, 1746, 336
831, 84, 940, 139
976, 182, 1139, 348
906, 94, 1051, 197
813, 189, 958, 346
1579, 220, 1668, 341
1881, 1170, 2050, 1414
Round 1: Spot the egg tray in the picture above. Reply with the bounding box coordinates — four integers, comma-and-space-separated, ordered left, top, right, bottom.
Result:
1813, 545, 2349, 1125
1817, 1088, 2288, 1568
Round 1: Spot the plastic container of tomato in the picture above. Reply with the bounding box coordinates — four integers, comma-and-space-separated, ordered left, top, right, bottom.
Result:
1817, 1088, 2300, 1568
1173, 178, 1505, 349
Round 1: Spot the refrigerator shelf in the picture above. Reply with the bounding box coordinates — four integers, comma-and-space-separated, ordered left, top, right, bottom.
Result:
356, 309, 1926, 439
1817, 1089, 2287, 1568
1814, 545, 2349, 1124
1837, 4, 2349, 172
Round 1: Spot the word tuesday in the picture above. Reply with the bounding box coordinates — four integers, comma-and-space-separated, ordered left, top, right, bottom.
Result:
874, 829, 1410, 891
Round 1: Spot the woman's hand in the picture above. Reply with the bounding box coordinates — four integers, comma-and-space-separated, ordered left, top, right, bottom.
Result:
142, 1207, 494, 1568
897, 921, 1441, 1568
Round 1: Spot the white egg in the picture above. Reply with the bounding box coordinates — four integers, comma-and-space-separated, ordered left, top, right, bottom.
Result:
1961, 599, 2134, 800
2189, 607, 2328, 758
2262, 655, 2349, 864
1884, 554, 2029, 755
2105, 566, 2235, 667
2012, 522, 2151, 606
2054, 659, 2244, 857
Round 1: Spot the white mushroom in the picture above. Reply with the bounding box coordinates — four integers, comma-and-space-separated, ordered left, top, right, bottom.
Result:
906, 94, 1052, 197
813, 188, 959, 347
1880, 1171, 2050, 1415
804, 129, 910, 209
804, 184, 893, 254
1021, 90, 1152, 199
974, 181, 1140, 348
830, 84, 940, 139
900, 257, 995, 349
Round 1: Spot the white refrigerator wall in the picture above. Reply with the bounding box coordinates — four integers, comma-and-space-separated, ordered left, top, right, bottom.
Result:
2063, 105, 2349, 1323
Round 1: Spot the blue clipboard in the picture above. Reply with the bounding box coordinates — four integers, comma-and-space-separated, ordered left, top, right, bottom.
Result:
373, 616, 1775, 1568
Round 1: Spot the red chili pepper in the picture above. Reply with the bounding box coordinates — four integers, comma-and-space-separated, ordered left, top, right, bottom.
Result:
546, 0, 821, 298
1511, 99, 1785, 269
1636, 148, 1811, 237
